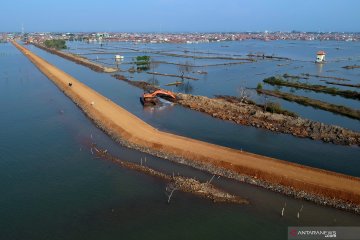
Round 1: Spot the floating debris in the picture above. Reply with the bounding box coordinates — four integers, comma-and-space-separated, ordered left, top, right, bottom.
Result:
342, 65, 360, 70
92, 144, 249, 205
165, 81, 183, 86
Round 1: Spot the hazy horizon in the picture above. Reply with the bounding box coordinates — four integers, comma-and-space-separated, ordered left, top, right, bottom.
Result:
3, 31, 360, 34
1, 0, 359, 33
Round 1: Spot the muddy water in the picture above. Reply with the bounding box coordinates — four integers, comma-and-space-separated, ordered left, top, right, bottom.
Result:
1, 42, 359, 240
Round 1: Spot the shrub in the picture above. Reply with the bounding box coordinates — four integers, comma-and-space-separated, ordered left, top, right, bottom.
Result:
135, 56, 151, 71
266, 102, 282, 113
44, 39, 67, 50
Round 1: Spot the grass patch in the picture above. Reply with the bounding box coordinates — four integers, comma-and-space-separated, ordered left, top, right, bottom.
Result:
324, 81, 360, 89
257, 89, 360, 120
264, 76, 360, 100
215, 95, 297, 117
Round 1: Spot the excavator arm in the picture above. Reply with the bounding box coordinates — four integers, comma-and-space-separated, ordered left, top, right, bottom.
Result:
143, 90, 176, 100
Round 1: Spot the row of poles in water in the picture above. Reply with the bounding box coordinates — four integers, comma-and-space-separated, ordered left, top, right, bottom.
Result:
281, 202, 304, 219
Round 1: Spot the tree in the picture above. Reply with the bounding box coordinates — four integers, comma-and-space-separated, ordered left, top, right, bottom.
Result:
237, 86, 251, 103
150, 60, 159, 82
135, 56, 151, 71
165, 183, 177, 204
44, 39, 67, 50
178, 61, 193, 79
266, 102, 282, 113
177, 81, 193, 94
150, 60, 159, 72
147, 77, 159, 86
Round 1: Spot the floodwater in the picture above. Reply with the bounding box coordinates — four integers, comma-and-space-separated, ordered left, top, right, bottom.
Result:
65, 40, 360, 131
0, 41, 359, 240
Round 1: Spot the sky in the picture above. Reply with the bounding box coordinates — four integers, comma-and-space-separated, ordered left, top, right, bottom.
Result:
1, 0, 359, 32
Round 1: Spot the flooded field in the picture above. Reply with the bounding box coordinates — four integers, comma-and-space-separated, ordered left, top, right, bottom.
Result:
65, 40, 360, 131
1, 41, 359, 240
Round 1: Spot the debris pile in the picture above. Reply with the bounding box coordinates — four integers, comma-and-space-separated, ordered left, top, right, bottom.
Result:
92, 145, 248, 204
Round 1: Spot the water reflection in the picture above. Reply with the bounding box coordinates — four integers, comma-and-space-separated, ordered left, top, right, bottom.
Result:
177, 80, 194, 93
147, 76, 159, 86
316, 62, 324, 74
142, 98, 175, 114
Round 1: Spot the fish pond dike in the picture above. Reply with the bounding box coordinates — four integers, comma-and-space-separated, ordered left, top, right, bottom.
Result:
1, 41, 360, 240
29, 41, 360, 177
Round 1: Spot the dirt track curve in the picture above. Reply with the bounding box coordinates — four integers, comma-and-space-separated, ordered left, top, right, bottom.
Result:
13, 41, 360, 207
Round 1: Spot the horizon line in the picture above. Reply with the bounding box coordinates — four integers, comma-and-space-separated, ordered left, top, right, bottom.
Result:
2, 31, 360, 34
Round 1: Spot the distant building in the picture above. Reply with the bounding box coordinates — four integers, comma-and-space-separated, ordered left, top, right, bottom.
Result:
115, 55, 124, 61
316, 51, 326, 63
96, 33, 109, 38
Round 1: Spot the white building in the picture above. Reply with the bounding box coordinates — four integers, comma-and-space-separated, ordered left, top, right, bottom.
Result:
316, 51, 326, 63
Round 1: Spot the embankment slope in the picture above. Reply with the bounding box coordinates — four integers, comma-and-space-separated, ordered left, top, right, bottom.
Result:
33, 43, 117, 73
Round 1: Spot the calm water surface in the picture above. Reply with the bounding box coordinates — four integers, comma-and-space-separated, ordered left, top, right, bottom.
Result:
66, 40, 360, 131
31, 42, 360, 176
0, 42, 359, 240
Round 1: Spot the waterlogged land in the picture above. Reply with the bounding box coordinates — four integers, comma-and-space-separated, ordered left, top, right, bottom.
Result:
257, 89, 360, 120
112, 75, 360, 145
3, 40, 360, 240
92, 144, 248, 204
60, 41, 360, 129
264, 76, 360, 100
14, 42, 360, 214
35, 39, 360, 140
322, 81, 360, 89
34, 43, 117, 73
36, 39, 360, 142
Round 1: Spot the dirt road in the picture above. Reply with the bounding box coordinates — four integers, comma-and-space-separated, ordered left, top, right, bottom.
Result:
13, 41, 360, 208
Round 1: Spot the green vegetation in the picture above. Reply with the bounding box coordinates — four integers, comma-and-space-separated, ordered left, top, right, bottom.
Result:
283, 73, 309, 80
283, 73, 299, 79
256, 83, 263, 90
147, 77, 159, 86
265, 102, 281, 113
44, 39, 67, 50
263, 76, 360, 100
324, 81, 360, 89
178, 61, 194, 79
263, 101, 297, 117
301, 73, 349, 81
177, 81, 193, 94
165, 81, 183, 86
135, 56, 151, 71
215, 95, 297, 117
257, 89, 360, 120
